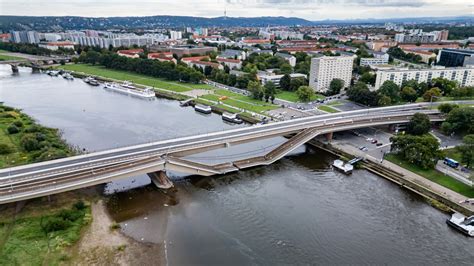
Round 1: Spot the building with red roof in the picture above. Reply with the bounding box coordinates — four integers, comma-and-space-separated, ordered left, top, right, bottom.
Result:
117, 49, 144, 58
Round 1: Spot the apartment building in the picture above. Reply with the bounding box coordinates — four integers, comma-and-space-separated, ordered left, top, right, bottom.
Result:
309, 55, 355, 92
374, 67, 474, 90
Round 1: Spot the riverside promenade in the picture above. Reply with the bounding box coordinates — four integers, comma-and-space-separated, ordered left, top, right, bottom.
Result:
331, 142, 474, 215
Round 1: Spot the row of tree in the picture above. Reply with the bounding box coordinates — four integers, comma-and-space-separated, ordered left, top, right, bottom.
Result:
77, 50, 205, 84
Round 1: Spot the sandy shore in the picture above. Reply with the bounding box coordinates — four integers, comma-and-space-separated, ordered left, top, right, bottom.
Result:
73, 200, 166, 265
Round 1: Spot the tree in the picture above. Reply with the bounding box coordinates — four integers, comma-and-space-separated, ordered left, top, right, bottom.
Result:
422, 87, 442, 102
280, 74, 291, 91
437, 103, 459, 114
279, 63, 293, 75
456, 134, 474, 167
0, 144, 13, 155
248, 81, 264, 100
289, 77, 306, 91
441, 107, 474, 134
390, 134, 442, 169
400, 86, 418, 102
406, 113, 431, 135
359, 72, 375, 85
20, 134, 40, 152
263, 82, 276, 102
328, 78, 344, 96
430, 77, 457, 96
347, 82, 379, 106
378, 95, 391, 106
296, 86, 315, 102
7, 125, 19, 134
379, 80, 400, 103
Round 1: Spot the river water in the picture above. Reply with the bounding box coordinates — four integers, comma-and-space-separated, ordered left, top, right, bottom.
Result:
1, 66, 472, 265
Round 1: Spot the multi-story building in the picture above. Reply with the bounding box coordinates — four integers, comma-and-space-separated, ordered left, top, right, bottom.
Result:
360, 57, 389, 67
437, 49, 474, 67
259, 73, 307, 87
219, 49, 247, 60
170, 31, 182, 40
216, 58, 242, 70
38, 41, 75, 51
374, 67, 474, 90
309, 55, 355, 92
116, 49, 144, 58
170, 45, 217, 57
10, 31, 40, 44
395, 33, 436, 43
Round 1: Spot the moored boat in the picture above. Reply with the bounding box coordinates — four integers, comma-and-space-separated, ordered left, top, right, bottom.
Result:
446, 213, 474, 237
103, 82, 155, 99
194, 104, 212, 114
222, 112, 243, 124
332, 159, 353, 175
62, 73, 74, 80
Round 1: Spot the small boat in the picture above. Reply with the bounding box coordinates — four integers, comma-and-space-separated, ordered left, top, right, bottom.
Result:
47, 70, 60, 76
83, 76, 93, 83
62, 73, 74, 80
194, 104, 212, 114
88, 79, 100, 86
446, 213, 474, 237
332, 159, 354, 175
222, 112, 243, 124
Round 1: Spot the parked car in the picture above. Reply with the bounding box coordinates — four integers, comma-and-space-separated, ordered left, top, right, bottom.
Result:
376, 143, 383, 147
371, 139, 378, 144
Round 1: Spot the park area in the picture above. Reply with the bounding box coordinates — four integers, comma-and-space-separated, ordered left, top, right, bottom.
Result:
0, 50, 25, 61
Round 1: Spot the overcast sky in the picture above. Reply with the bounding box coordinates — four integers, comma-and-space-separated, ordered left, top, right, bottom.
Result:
0, 0, 471, 20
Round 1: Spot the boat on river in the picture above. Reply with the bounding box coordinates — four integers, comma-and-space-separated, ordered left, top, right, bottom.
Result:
46, 70, 60, 76
332, 159, 354, 174
103, 82, 155, 99
194, 104, 212, 114
62, 73, 74, 80
84, 77, 100, 86
446, 213, 474, 237
222, 112, 243, 124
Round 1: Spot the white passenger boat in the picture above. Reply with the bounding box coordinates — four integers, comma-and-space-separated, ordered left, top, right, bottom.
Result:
46, 70, 60, 76
194, 104, 212, 114
446, 213, 474, 237
332, 159, 354, 175
103, 82, 155, 99
222, 112, 243, 124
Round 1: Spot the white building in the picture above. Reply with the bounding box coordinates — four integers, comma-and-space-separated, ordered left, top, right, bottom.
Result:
38, 41, 75, 51
259, 73, 307, 87
170, 31, 182, 40
309, 55, 355, 92
43, 33, 61, 42
360, 57, 389, 67
374, 67, 474, 90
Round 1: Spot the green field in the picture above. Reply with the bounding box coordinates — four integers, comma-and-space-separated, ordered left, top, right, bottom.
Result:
200, 89, 279, 114
0, 201, 91, 265
386, 154, 474, 198
59, 64, 214, 92
318, 105, 340, 113
276, 90, 324, 103
0, 50, 24, 61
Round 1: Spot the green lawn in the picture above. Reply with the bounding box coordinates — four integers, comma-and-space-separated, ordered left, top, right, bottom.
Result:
59, 64, 214, 93
385, 154, 474, 198
0, 50, 24, 61
276, 90, 324, 103
318, 105, 340, 113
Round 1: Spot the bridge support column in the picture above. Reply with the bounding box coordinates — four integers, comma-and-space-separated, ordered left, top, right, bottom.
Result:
11, 64, 19, 74
325, 132, 333, 142
148, 171, 174, 189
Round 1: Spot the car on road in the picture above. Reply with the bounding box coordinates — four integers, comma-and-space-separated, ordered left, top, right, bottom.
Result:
371, 139, 378, 144
359, 146, 368, 151
376, 143, 383, 147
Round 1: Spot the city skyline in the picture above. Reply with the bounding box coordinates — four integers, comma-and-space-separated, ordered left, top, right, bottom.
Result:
0, 0, 471, 20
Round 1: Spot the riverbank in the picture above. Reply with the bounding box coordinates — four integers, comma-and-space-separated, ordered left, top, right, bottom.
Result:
57, 64, 279, 120
308, 140, 474, 216
0, 104, 76, 168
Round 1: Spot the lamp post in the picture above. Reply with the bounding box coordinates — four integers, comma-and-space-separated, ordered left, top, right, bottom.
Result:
430, 95, 441, 109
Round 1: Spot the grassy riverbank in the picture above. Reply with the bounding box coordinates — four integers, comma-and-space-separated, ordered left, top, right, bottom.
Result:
0, 197, 91, 265
0, 104, 75, 168
385, 154, 474, 198
58, 64, 212, 92
0, 50, 25, 61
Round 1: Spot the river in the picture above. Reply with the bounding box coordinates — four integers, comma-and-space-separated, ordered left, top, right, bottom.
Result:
1, 65, 472, 265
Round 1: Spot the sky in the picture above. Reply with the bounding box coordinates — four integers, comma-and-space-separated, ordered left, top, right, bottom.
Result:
0, 0, 472, 20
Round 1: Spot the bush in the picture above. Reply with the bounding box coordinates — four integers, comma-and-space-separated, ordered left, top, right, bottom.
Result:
438, 103, 459, 114
42, 217, 71, 233
24, 125, 40, 133
13, 120, 23, 127
20, 134, 40, 151
7, 125, 20, 134
73, 200, 86, 211
58, 209, 83, 222
0, 144, 13, 155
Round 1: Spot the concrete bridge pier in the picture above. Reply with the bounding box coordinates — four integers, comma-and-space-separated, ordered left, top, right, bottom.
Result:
10, 64, 19, 74
325, 132, 333, 142
148, 171, 174, 189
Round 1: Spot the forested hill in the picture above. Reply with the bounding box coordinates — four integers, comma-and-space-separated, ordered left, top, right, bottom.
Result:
0, 15, 314, 31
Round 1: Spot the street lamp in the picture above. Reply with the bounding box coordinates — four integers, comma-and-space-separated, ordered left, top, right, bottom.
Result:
430, 95, 441, 109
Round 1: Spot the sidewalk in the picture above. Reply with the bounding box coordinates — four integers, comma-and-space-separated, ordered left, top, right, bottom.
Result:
332, 142, 474, 213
